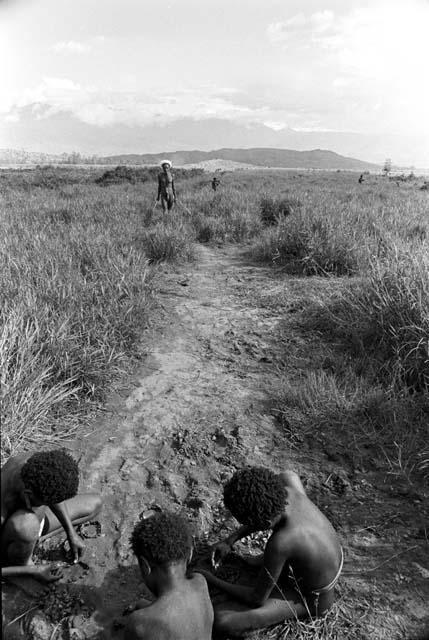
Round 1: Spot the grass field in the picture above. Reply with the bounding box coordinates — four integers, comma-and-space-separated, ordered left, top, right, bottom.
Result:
1, 165, 428, 639
2, 166, 427, 471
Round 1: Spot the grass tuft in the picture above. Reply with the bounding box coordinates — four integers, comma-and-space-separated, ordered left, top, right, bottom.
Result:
260, 196, 301, 226
139, 221, 195, 262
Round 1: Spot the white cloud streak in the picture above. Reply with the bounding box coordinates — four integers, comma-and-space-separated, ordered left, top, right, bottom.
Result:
6, 78, 265, 128
51, 40, 91, 54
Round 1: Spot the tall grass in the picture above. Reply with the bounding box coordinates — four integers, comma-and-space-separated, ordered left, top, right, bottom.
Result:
139, 220, 195, 262
329, 252, 429, 391
250, 183, 429, 275
180, 187, 262, 243
2, 167, 428, 479
279, 244, 429, 479
0, 181, 155, 461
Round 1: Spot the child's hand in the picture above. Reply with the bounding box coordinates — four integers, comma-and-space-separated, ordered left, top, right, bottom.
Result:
211, 541, 232, 569
68, 534, 85, 563
35, 564, 63, 583
122, 604, 136, 616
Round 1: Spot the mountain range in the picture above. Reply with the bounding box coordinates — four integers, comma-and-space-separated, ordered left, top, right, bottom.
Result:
101, 148, 379, 171
1, 112, 427, 167
0, 147, 379, 172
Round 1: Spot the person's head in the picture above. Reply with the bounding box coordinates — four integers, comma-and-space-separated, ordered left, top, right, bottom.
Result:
130, 512, 193, 590
223, 466, 287, 530
160, 160, 172, 172
20, 450, 79, 507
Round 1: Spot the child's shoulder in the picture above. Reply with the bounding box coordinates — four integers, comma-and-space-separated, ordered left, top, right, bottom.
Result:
125, 607, 154, 637
2, 452, 30, 473
189, 572, 210, 590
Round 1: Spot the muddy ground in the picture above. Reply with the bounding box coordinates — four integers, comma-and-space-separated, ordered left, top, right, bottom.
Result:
3, 244, 428, 640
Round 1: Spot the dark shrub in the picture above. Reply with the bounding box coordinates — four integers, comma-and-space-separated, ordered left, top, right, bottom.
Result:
260, 196, 301, 225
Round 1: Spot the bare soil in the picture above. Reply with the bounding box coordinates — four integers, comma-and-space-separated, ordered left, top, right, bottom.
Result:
3, 244, 428, 640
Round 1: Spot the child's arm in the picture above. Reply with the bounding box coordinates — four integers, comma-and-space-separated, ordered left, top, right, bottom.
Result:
48, 502, 84, 563
212, 523, 260, 565
1, 564, 63, 583
202, 535, 289, 607
134, 598, 152, 610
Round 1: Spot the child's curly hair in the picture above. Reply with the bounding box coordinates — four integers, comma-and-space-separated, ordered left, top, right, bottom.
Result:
21, 450, 79, 505
223, 466, 287, 529
130, 512, 193, 566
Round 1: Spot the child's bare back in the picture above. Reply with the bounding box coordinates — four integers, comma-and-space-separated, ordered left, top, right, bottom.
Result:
125, 512, 214, 640
125, 573, 213, 640
275, 470, 341, 594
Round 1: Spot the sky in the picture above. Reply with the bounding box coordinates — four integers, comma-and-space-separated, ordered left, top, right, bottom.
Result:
1, 0, 428, 165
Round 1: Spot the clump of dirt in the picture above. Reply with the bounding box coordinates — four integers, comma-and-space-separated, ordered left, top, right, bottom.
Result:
38, 586, 94, 624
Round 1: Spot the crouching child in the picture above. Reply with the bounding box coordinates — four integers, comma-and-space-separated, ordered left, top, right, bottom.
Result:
124, 511, 213, 640
1, 450, 102, 583
198, 466, 343, 637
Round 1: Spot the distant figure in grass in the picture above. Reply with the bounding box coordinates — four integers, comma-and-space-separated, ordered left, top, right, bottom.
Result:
197, 466, 343, 637
1, 450, 101, 583
211, 176, 220, 192
157, 160, 177, 212
358, 174, 364, 184
124, 511, 213, 640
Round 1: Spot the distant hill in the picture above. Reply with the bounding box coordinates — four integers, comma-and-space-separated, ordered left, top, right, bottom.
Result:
182, 158, 259, 171
0, 147, 379, 172
99, 148, 379, 172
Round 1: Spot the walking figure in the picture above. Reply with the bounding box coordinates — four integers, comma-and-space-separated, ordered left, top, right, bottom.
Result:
358, 174, 364, 184
211, 176, 220, 192
157, 160, 176, 212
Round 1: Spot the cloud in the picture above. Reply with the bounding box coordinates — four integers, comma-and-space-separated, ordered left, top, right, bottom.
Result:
4, 113, 20, 123
267, 10, 334, 45
0, 74, 389, 136
5, 78, 263, 128
266, 2, 429, 134
51, 40, 91, 54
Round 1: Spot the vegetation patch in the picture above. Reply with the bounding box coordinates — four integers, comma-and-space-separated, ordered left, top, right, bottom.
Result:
0, 182, 155, 461
259, 195, 301, 225
139, 222, 195, 262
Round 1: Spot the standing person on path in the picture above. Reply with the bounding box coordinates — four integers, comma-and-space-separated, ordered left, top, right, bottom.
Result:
211, 176, 220, 192
157, 160, 176, 212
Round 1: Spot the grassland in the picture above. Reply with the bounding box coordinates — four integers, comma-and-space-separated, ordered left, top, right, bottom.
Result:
1, 165, 428, 639
1, 165, 427, 469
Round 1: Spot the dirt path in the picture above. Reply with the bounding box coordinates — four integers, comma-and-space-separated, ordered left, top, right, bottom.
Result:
4, 244, 429, 640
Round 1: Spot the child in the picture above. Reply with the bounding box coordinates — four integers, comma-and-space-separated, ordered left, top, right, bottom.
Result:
1, 450, 101, 582
198, 466, 343, 637
124, 511, 213, 640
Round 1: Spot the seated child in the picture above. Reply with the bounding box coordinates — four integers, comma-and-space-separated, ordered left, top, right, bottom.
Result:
124, 511, 214, 640
1, 450, 101, 583
198, 466, 343, 637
